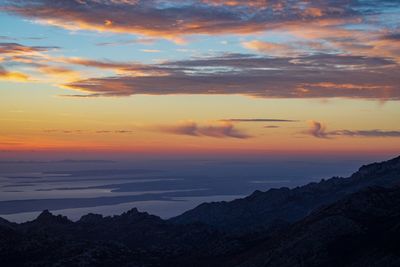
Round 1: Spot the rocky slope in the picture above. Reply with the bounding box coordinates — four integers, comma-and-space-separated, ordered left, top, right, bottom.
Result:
170, 155, 400, 233
231, 186, 400, 267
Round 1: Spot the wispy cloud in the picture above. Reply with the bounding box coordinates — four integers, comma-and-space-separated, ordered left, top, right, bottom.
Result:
96, 37, 157, 46
0, 42, 148, 82
331, 130, 400, 138
221, 118, 298, 122
306, 121, 400, 139
0, 42, 79, 82
140, 49, 161, 53
0, 42, 58, 55
43, 129, 134, 134
0, 36, 16, 41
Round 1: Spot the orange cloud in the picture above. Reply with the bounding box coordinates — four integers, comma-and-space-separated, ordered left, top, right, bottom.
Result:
0, 66, 30, 81
201, 0, 269, 7
242, 40, 294, 56
0, 42, 57, 56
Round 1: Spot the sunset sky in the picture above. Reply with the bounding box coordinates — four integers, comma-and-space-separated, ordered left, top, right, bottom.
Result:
0, 0, 399, 158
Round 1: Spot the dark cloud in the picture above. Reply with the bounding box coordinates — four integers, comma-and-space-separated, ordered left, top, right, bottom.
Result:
0, 0, 383, 39
64, 53, 400, 100
264, 125, 280, 128
307, 121, 400, 139
156, 121, 251, 139
383, 32, 400, 41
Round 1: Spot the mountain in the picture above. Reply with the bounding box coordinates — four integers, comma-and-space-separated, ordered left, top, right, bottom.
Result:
170, 155, 400, 233
229, 186, 400, 267
0, 155, 399, 266
0, 208, 237, 267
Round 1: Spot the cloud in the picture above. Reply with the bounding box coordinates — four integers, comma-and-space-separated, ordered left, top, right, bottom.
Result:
0, 36, 16, 41
60, 57, 166, 76
37, 65, 81, 81
383, 32, 400, 41
0, 42, 150, 82
1, 1, 399, 100
307, 120, 329, 138
156, 121, 251, 139
1, 0, 394, 41
95, 130, 134, 134
0, 42, 81, 82
242, 39, 337, 57
221, 118, 298, 122
63, 53, 400, 100
3, 0, 399, 73
330, 130, 400, 138
140, 49, 161, 53
43, 123, 248, 138
242, 41, 294, 56
43, 129, 134, 134
0, 42, 57, 55
307, 121, 400, 139
264, 125, 280, 128
0, 66, 30, 81
62, 57, 131, 69
96, 37, 157, 46
201, 0, 269, 8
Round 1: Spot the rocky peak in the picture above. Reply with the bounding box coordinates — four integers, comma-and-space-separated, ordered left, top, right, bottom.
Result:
35, 210, 71, 224
118, 208, 161, 222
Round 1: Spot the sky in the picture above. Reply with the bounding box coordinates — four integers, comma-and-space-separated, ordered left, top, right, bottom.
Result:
0, 0, 399, 159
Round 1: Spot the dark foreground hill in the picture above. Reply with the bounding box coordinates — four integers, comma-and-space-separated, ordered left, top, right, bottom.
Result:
0, 156, 400, 266
230, 186, 400, 267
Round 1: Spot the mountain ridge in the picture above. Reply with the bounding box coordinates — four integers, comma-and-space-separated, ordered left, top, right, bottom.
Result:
169, 155, 400, 233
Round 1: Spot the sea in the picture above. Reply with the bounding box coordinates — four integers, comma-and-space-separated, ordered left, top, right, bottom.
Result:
0, 154, 389, 222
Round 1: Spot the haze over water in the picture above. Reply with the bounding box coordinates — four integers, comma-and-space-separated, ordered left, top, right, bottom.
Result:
0, 154, 391, 222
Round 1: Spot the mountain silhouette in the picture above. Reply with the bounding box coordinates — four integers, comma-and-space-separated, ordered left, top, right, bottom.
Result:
170, 155, 400, 233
